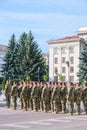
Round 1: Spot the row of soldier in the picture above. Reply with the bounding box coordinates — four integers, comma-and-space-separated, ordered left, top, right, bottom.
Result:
4, 80, 87, 115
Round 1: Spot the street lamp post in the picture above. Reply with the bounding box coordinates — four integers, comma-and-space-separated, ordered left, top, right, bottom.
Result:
66, 61, 70, 83
38, 67, 40, 82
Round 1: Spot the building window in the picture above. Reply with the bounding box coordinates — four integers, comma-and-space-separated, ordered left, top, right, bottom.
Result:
54, 67, 58, 74
70, 57, 74, 64
69, 46, 74, 53
70, 66, 74, 73
54, 57, 58, 64
61, 47, 66, 54
62, 57, 66, 63
63, 76, 66, 81
70, 76, 74, 82
62, 67, 66, 73
54, 48, 58, 54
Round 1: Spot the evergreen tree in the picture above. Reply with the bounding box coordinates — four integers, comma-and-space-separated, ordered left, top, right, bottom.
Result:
2, 34, 18, 80
17, 32, 28, 80
2, 76, 6, 90
77, 44, 87, 83
19, 31, 46, 81
2, 31, 47, 81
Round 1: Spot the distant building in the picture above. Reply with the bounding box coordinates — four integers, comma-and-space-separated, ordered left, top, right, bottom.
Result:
47, 26, 87, 82
42, 52, 49, 66
0, 45, 7, 77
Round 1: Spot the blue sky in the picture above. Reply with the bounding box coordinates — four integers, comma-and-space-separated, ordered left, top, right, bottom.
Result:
0, 0, 87, 52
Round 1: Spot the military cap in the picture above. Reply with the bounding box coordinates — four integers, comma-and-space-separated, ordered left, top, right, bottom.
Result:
84, 82, 87, 86
52, 82, 55, 85
62, 82, 66, 85
69, 82, 73, 85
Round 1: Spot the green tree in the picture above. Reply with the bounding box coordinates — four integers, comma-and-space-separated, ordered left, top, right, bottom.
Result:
2, 76, 6, 90
2, 31, 47, 81
43, 75, 48, 82
77, 44, 87, 83
58, 73, 63, 81
2, 34, 18, 80
21, 31, 46, 81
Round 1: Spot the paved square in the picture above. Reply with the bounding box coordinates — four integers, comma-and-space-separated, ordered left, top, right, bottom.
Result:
0, 107, 87, 130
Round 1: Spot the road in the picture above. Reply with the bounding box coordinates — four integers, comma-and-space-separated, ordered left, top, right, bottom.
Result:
0, 107, 87, 130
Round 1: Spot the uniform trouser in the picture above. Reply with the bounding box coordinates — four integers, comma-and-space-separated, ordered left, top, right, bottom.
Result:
27, 98, 30, 109
20, 98, 23, 109
83, 100, 87, 114
12, 96, 17, 109
59, 100, 62, 112
23, 98, 28, 110
68, 100, 74, 114
30, 98, 33, 110
61, 99, 67, 113
75, 100, 81, 114
43, 100, 50, 112
33, 98, 39, 111
40, 99, 44, 111
51, 100, 54, 112
53, 99, 60, 113
6, 94, 11, 108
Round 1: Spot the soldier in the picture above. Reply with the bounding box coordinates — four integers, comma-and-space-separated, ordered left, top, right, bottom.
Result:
11, 81, 18, 110
39, 82, 44, 111
58, 82, 62, 112
68, 82, 75, 115
50, 82, 55, 112
18, 81, 24, 110
61, 82, 68, 113
82, 82, 87, 114
52, 82, 60, 114
27, 81, 31, 110
29, 82, 33, 111
4, 80, 11, 108
74, 83, 82, 115
21, 81, 28, 111
31, 82, 40, 112
41, 83, 51, 113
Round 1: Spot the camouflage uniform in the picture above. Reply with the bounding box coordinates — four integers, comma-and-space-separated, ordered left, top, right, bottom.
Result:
4, 80, 11, 108
39, 82, 44, 111
11, 81, 18, 110
27, 82, 31, 110
29, 83, 33, 110
41, 83, 51, 112
52, 83, 60, 114
58, 82, 62, 112
68, 83, 75, 115
82, 83, 87, 114
31, 82, 40, 112
21, 81, 28, 111
60, 82, 67, 113
18, 81, 24, 110
74, 83, 82, 115
50, 82, 55, 112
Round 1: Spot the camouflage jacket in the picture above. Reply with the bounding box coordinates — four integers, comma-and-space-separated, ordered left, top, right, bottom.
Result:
4, 84, 11, 97
21, 85, 28, 98
52, 86, 60, 100
68, 86, 75, 102
74, 87, 82, 102
82, 87, 87, 101
11, 85, 18, 97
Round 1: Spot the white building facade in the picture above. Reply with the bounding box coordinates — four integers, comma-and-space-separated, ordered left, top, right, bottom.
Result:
47, 26, 87, 82
0, 45, 7, 77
